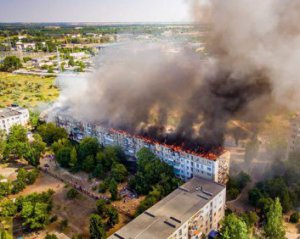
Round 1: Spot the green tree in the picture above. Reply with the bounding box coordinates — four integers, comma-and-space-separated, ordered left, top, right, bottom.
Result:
109, 178, 118, 201
0, 130, 6, 159
1, 56, 22, 72
89, 214, 106, 239
78, 137, 99, 161
264, 198, 285, 239
59, 219, 68, 231
258, 197, 274, 216
82, 155, 95, 173
96, 151, 112, 171
0, 182, 10, 198
98, 180, 109, 193
96, 199, 108, 216
37, 123, 68, 145
45, 234, 58, 239
24, 134, 46, 166
290, 212, 299, 223
241, 211, 259, 237
21, 202, 50, 230
219, 213, 249, 239
69, 147, 78, 170
51, 138, 71, 154
104, 146, 126, 163
66, 188, 79, 200
4, 125, 28, 159
0, 198, 17, 217
136, 187, 161, 215
130, 148, 181, 195
106, 207, 119, 228
248, 187, 264, 207
55, 147, 72, 168
249, 177, 294, 212
11, 179, 26, 194
136, 147, 157, 161
111, 163, 128, 182
29, 111, 40, 129
93, 164, 104, 178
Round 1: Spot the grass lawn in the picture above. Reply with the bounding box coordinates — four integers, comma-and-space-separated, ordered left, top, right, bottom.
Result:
0, 72, 59, 109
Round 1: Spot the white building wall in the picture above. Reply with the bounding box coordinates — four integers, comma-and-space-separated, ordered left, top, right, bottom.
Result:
166, 188, 226, 239
0, 107, 29, 134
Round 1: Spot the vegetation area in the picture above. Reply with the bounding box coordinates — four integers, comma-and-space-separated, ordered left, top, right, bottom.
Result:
220, 198, 285, 239
0, 56, 22, 72
1, 124, 46, 166
0, 167, 39, 197
248, 150, 300, 215
226, 171, 251, 201
89, 199, 119, 239
0, 72, 59, 108
129, 148, 182, 215
0, 190, 54, 230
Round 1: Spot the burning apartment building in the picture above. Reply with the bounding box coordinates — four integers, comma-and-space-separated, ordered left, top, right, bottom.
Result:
55, 114, 230, 184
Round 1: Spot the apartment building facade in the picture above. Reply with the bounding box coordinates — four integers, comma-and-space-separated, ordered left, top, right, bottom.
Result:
55, 115, 230, 184
108, 177, 226, 239
0, 106, 29, 133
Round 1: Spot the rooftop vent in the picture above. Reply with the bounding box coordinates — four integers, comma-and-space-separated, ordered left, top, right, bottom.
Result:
202, 189, 213, 197
144, 211, 155, 218
179, 187, 189, 193
164, 220, 176, 228
197, 194, 210, 200
113, 233, 125, 239
170, 216, 181, 224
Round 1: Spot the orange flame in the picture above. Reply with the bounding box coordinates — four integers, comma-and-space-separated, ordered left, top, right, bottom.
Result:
108, 128, 225, 161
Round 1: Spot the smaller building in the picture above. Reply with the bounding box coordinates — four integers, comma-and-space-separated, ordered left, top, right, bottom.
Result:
0, 106, 29, 133
108, 177, 226, 239
16, 42, 36, 51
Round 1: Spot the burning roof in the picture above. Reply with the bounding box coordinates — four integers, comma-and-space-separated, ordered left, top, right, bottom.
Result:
109, 128, 226, 161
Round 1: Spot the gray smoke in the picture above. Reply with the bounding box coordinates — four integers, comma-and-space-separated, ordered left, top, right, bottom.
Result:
52, 0, 300, 152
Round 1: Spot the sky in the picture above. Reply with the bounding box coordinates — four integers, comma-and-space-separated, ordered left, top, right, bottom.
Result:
0, 0, 191, 23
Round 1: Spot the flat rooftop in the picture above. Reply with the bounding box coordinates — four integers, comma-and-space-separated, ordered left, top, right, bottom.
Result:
108, 177, 225, 239
0, 107, 22, 119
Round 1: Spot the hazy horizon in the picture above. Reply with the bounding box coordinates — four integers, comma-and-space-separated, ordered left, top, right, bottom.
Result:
0, 0, 190, 23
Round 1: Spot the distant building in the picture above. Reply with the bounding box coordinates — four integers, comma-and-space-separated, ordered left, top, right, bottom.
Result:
55, 115, 230, 184
0, 106, 29, 133
288, 113, 300, 155
108, 177, 226, 239
69, 52, 88, 59
16, 42, 36, 51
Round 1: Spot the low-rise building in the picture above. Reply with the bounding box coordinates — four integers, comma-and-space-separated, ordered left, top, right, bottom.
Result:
108, 177, 226, 239
16, 42, 36, 51
0, 106, 29, 133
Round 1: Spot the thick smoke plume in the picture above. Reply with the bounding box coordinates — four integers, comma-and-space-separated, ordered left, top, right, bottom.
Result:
53, 0, 300, 153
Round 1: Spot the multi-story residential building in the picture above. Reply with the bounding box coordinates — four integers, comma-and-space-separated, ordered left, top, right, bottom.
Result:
108, 177, 226, 239
55, 115, 230, 184
0, 106, 29, 133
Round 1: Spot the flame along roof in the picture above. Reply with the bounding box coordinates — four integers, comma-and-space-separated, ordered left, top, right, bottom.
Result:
56, 114, 226, 161
108, 128, 226, 161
